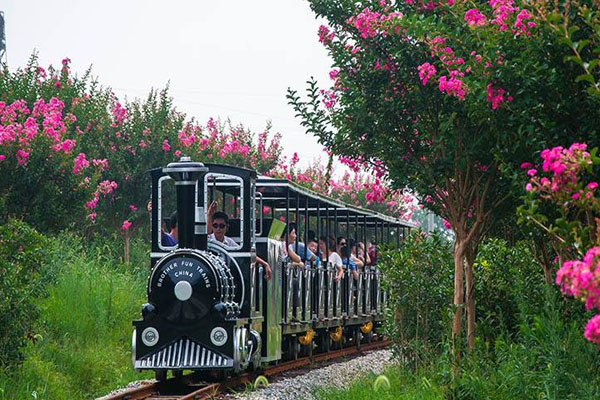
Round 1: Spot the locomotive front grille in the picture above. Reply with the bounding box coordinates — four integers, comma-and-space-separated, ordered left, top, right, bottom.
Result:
135, 338, 233, 369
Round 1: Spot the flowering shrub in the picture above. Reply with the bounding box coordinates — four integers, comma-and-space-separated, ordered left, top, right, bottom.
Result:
290, 0, 600, 360
0, 56, 283, 234
267, 153, 418, 222
521, 142, 600, 344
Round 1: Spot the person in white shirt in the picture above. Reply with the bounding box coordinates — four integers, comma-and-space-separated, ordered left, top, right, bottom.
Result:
319, 235, 343, 282
207, 201, 271, 279
207, 210, 238, 247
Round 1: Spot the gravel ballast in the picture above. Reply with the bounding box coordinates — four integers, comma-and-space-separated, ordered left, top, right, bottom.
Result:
230, 349, 394, 400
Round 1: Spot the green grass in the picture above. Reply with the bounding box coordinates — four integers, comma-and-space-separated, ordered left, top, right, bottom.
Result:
0, 235, 153, 400
314, 365, 445, 400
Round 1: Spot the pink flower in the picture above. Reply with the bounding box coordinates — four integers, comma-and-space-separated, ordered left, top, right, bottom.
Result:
92, 158, 109, 171
417, 62, 437, 85
527, 168, 537, 176
97, 180, 118, 195
174, 150, 182, 157
0, 155, 5, 162
87, 212, 97, 221
162, 139, 171, 151
585, 315, 600, 344
85, 196, 99, 209
318, 25, 335, 44
55, 81, 61, 88
442, 219, 452, 230
111, 102, 128, 125
73, 153, 90, 174
438, 75, 466, 99
520, 162, 533, 169
16, 149, 30, 166
122, 220, 132, 231
465, 9, 487, 26
587, 182, 598, 190
129, 204, 138, 213
525, 183, 533, 191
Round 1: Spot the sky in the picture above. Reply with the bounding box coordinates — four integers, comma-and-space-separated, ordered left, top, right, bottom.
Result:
1, 0, 333, 166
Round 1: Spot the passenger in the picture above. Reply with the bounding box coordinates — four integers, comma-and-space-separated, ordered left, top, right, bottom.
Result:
358, 241, 371, 266
340, 246, 359, 280
281, 223, 304, 269
207, 201, 237, 248
256, 255, 271, 280
367, 241, 378, 265
207, 201, 271, 278
290, 228, 316, 264
348, 239, 365, 268
307, 235, 321, 265
161, 211, 178, 246
319, 235, 343, 282
336, 236, 347, 254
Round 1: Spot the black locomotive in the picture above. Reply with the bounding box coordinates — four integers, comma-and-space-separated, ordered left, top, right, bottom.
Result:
132, 157, 413, 379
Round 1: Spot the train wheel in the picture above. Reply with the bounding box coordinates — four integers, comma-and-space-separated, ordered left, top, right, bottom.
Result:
155, 369, 167, 381
289, 337, 300, 360
354, 329, 362, 351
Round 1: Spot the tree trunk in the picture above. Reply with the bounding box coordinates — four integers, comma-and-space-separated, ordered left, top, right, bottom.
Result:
124, 231, 130, 273
452, 239, 466, 372
464, 250, 475, 351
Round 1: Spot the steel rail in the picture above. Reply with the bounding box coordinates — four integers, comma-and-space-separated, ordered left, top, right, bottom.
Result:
99, 338, 390, 400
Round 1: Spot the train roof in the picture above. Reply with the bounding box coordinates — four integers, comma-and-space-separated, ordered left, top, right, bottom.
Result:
150, 161, 415, 228
256, 176, 416, 228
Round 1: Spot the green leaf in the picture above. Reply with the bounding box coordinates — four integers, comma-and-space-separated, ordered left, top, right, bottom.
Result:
575, 73, 596, 84
564, 55, 584, 66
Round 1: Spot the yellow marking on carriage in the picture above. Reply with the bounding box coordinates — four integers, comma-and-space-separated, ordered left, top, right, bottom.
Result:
330, 326, 343, 342
360, 321, 373, 334
298, 328, 315, 345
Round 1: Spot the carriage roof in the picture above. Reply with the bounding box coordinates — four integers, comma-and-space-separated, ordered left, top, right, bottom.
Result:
255, 176, 416, 229
151, 162, 416, 229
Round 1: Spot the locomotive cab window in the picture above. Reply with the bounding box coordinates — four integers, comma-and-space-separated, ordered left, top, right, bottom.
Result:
204, 173, 244, 251
156, 176, 199, 252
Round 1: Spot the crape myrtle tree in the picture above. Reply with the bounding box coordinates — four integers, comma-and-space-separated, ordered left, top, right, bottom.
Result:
288, 0, 600, 363
0, 56, 283, 256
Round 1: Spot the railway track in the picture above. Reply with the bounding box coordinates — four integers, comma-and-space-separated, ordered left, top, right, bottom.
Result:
100, 338, 391, 400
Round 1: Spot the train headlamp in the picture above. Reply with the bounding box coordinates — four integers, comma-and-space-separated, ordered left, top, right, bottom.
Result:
141, 327, 159, 347
211, 327, 228, 347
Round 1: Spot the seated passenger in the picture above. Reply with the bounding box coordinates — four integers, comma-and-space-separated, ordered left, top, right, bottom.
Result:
319, 235, 343, 282
290, 229, 316, 264
368, 241, 379, 266
281, 223, 305, 269
358, 241, 371, 265
307, 235, 321, 265
161, 211, 178, 246
207, 202, 237, 247
340, 246, 359, 280
348, 239, 365, 268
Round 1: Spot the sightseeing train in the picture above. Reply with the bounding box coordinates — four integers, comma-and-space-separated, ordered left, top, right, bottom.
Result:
132, 157, 413, 380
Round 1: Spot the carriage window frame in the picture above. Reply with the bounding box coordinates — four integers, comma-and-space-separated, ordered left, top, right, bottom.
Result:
203, 173, 244, 251
157, 176, 199, 252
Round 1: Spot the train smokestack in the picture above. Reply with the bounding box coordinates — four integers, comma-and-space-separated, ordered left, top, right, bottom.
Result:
163, 157, 208, 249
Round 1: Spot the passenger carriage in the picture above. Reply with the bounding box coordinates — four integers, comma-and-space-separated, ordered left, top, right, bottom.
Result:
132, 157, 414, 380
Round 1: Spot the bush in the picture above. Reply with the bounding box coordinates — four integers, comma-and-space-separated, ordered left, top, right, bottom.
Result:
0, 235, 151, 399
457, 289, 600, 400
0, 220, 51, 367
379, 232, 454, 366
474, 239, 547, 343
317, 290, 600, 400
